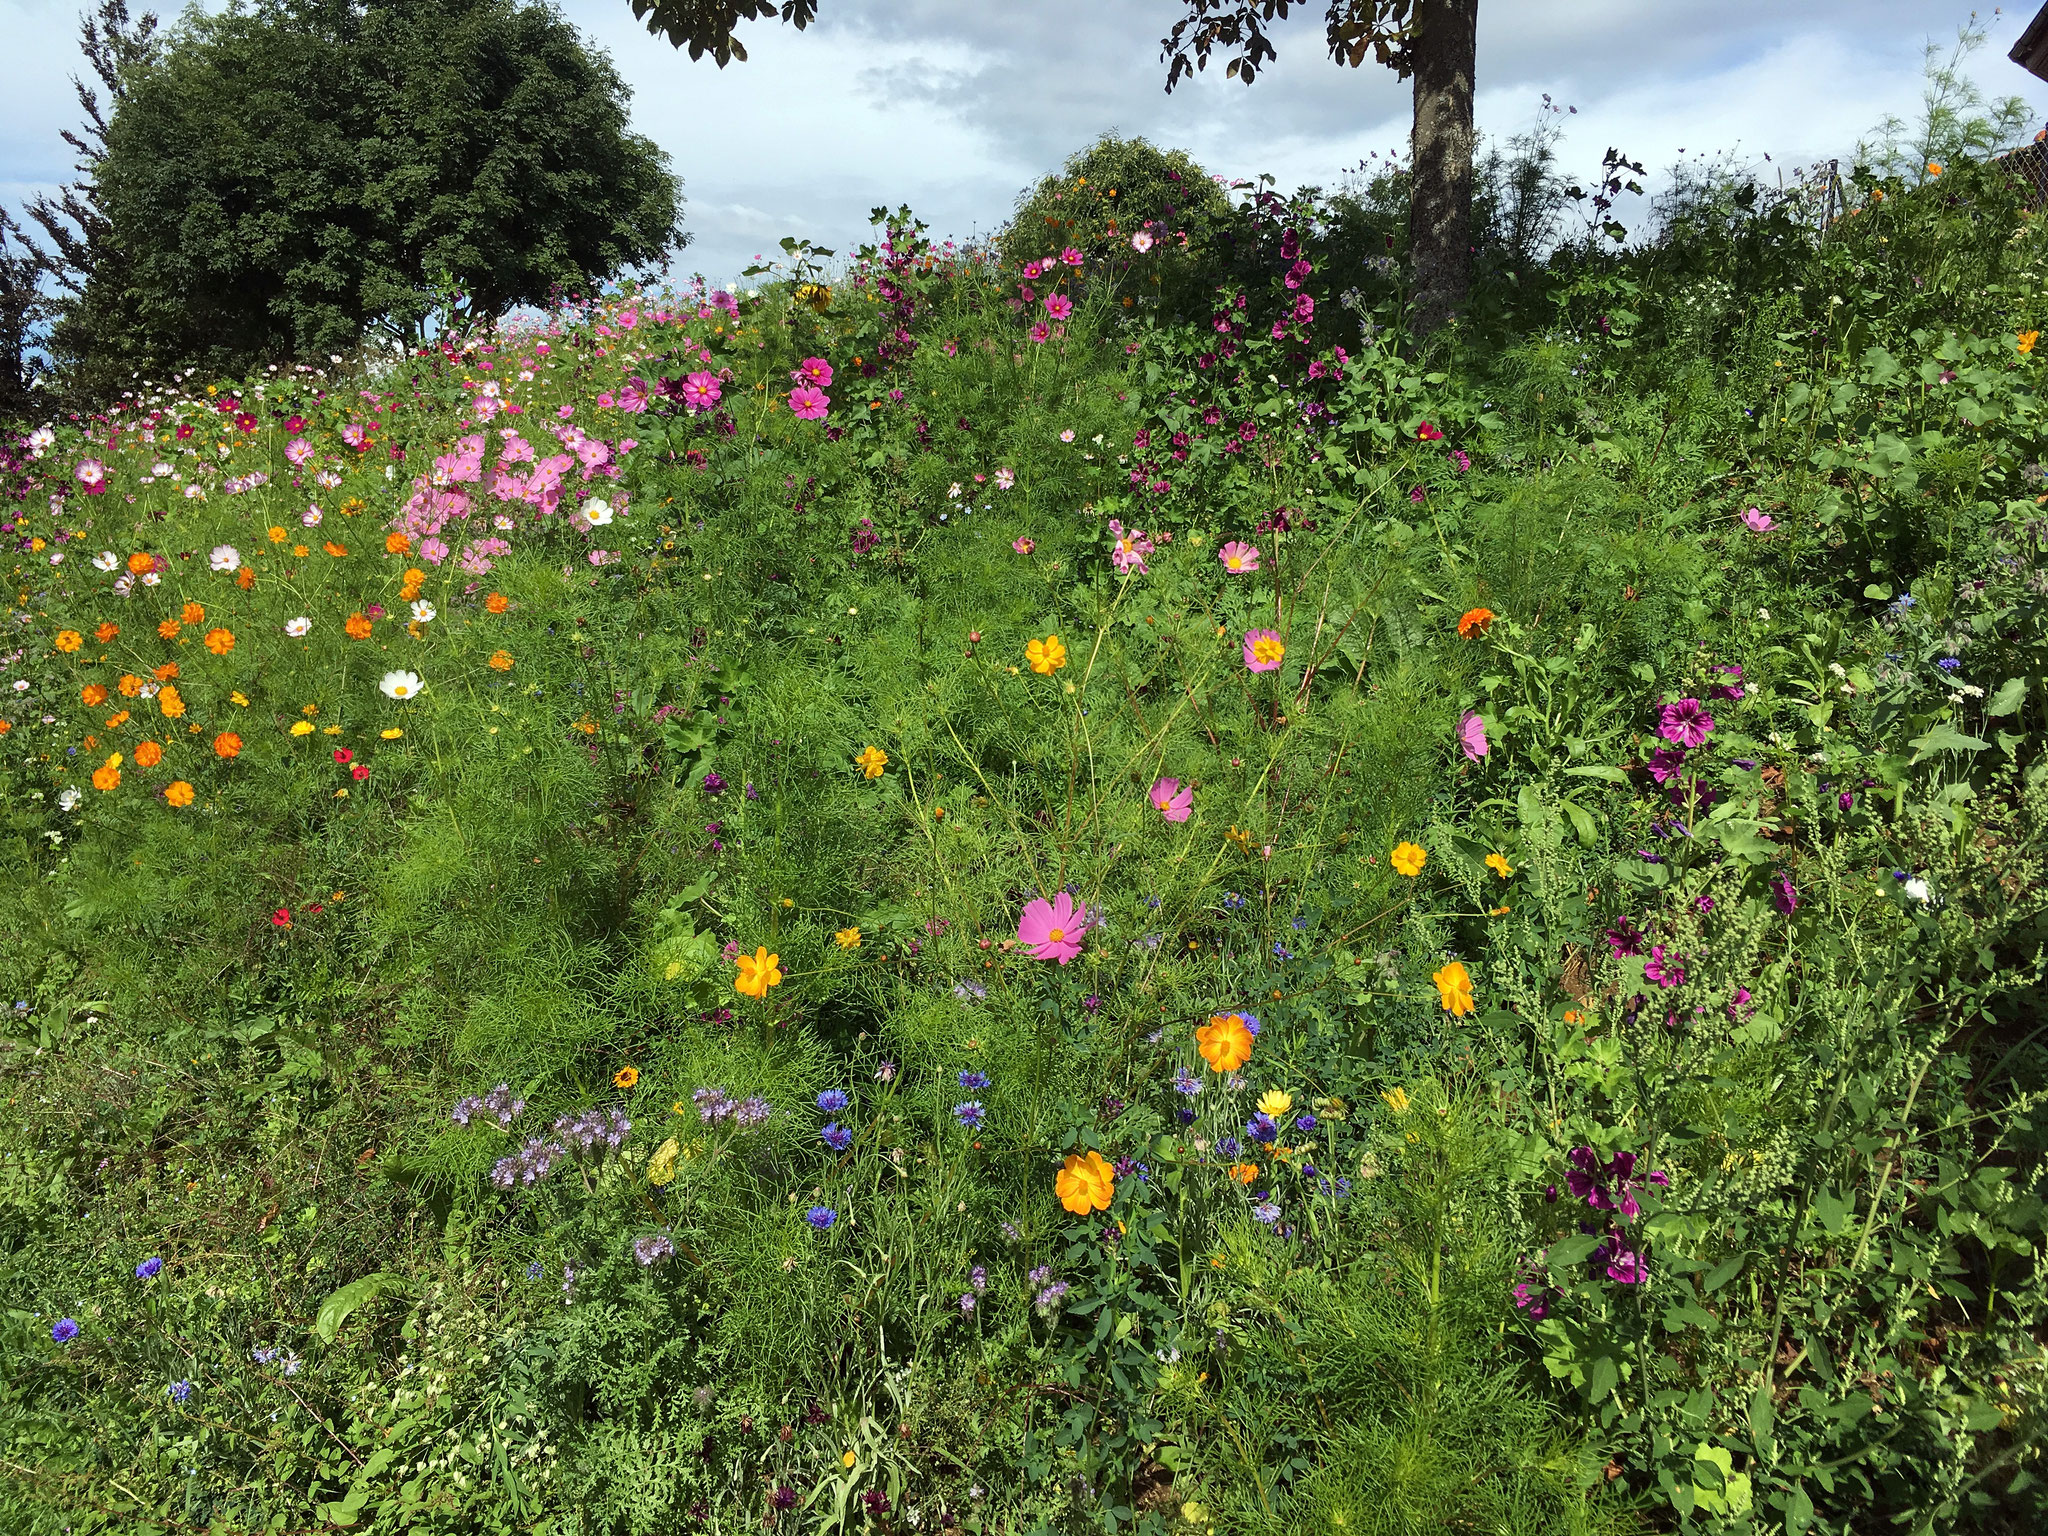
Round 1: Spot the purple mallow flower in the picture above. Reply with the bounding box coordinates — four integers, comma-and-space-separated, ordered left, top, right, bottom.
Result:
1658, 698, 1714, 748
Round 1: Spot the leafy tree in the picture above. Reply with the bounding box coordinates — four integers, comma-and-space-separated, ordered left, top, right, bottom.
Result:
0, 210, 53, 421
70, 0, 683, 383
1001, 133, 1228, 267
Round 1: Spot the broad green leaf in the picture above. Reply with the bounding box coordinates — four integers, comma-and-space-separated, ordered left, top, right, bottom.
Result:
316, 1272, 401, 1344
1907, 722, 1990, 763
1986, 677, 2026, 717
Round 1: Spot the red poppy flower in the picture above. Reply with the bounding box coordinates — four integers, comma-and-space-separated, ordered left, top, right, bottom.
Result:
333, 748, 354, 764
271, 908, 292, 929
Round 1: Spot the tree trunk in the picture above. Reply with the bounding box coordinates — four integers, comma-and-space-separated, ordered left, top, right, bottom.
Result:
1407, 0, 1478, 337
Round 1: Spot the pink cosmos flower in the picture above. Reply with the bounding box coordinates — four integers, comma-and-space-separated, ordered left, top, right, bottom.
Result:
797, 357, 833, 388
788, 386, 830, 421
284, 437, 313, 467
1741, 506, 1775, 532
1243, 628, 1286, 672
1060, 246, 1083, 267
1108, 519, 1154, 574
1017, 891, 1089, 964
1045, 294, 1073, 321
1131, 230, 1155, 253
679, 372, 722, 413
994, 468, 1015, 490
75, 459, 107, 494
1012, 536, 1035, 554
1458, 712, 1489, 761
1658, 698, 1714, 747
1217, 540, 1260, 573
340, 423, 368, 448
1149, 777, 1193, 822
1029, 323, 1051, 344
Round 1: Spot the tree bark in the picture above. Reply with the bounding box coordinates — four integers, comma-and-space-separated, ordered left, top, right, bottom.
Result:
1407, 0, 1478, 337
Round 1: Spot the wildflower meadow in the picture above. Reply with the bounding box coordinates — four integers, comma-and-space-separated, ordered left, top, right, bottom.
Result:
5, 73, 2048, 1536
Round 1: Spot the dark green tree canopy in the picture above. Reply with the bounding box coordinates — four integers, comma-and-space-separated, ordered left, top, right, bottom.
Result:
82, 0, 683, 379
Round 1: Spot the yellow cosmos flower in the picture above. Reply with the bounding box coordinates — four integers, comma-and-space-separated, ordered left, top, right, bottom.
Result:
1390, 841, 1427, 877
855, 744, 888, 779
1485, 853, 1513, 878
1433, 960, 1475, 1017
1380, 1086, 1411, 1115
1055, 1149, 1116, 1215
735, 946, 783, 999
2020, 330, 2040, 356
290, 720, 314, 737
1025, 634, 1067, 674
1256, 1089, 1293, 1117
834, 926, 862, 949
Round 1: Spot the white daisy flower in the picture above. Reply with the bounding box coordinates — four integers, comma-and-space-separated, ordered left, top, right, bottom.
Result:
379, 670, 423, 700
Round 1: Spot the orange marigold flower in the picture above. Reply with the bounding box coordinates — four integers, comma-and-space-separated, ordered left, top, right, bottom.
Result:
1055, 1150, 1116, 1215
485, 592, 509, 614
488, 649, 514, 671
203, 627, 235, 656
92, 758, 121, 792
236, 567, 254, 590
126, 552, 153, 574
118, 674, 142, 697
135, 740, 163, 767
81, 684, 109, 707
1196, 1012, 1255, 1074
212, 731, 242, 759
385, 532, 411, 554
54, 630, 83, 653
157, 619, 181, 640
94, 621, 119, 643
344, 613, 373, 640
1457, 607, 1495, 639
154, 662, 179, 682
323, 541, 347, 558
181, 602, 205, 626
164, 780, 195, 806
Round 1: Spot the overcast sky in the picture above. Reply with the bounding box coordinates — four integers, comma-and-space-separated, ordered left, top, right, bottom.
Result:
3, 0, 2046, 288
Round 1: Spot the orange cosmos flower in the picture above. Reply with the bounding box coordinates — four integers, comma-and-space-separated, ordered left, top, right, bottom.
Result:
235, 567, 254, 590
157, 619, 181, 640
203, 628, 234, 656
126, 552, 154, 574
212, 731, 242, 759
1025, 634, 1067, 674
734, 946, 783, 999
2020, 331, 2040, 356
267, 526, 288, 543
1457, 607, 1495, 638
103, 710, 129, 729
117, 674, 142, 697
385, 532, 412, 555
485, 592, 509, 614
181, 602, 204, 626
344, 613, 373, 640
153, 662, 180, 682
1229, 1162, 1260, 1184
54, 630, 83, 653
94, 621, 119, 643
164, 780, 194, 806
81, 684, 109, 707
92, 759, 121, 791
323, 541, 348, 558
488, 650, 514, 671
614, 1066, 639, 1088
1433, 960, 1476, 1017
135, 740, 163, 767
1196, 1012, 1255, 1074
157, 686, 185, 718
1055, 1150, 1116, 1214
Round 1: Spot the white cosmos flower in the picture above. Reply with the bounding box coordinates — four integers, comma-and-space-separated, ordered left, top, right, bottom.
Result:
58, 787, 82, 811
209, 545, 240, 571
284, 616, 311, 637
581, 497, 613, 527
1903, 877, 1931, 902
140, 571, 161, 586
301, 507, 322, 527
182, 484, 205, 500
379, 670, 423, 700
409, 601, 436, 623
93, 551, 118, 571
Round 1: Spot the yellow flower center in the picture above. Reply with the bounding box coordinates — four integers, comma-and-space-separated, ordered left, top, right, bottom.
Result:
1227, 555, 1242, 568
1047, 927, 1065, 943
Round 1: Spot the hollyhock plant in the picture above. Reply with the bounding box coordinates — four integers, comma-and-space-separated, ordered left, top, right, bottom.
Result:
1658, 698, 1714, 747
1563, 1146, 1669, 1220
1149, 777, 1193, 822
1017, 891, 1090, 963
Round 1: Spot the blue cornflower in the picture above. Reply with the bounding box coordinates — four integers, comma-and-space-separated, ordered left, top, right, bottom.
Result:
1247, 1113, 1278, 1145
1291, 915, 1308, 930
1177, 1106, 1196, 1125
526, 1262, 543, 1280
817, 1088, 850, 1114
169, 1380, 193, 1403
1173, 1068, 1201, 1096
135, 1256, 163, 1281
1294, 1113, 1318, 1133
1272, 943, 1293, 961
1239, 1013, 1262, 1036
1219, 1136, 1241, 1157
821, 1121, 853, 1151
1252, 1200, 1281, 1225
1223, 892, 1246, 910
804, 1206, 837, 1231
1937, 657, 1960, 671
51, 1318, 79, 1343
953, 1100, 986, 1130
958, 1069, 991, 1090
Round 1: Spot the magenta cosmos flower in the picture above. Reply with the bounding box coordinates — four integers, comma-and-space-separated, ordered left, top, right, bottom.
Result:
1109, 520, 1153, 574
1741, 506, 1775, 533
1017, 892, 1089, 963
1243, 629, 1285, 673
1217, 540, 1260, 573
788, 386, 830, 421
679, 372, 722, 412
1658, 698, 1714, 747
1149, 777, 1193, 822
1029, 323, 1051, 344
796, 357, 833, 388
1045, 294, 1073, 321
1458, 712, 1488, 761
